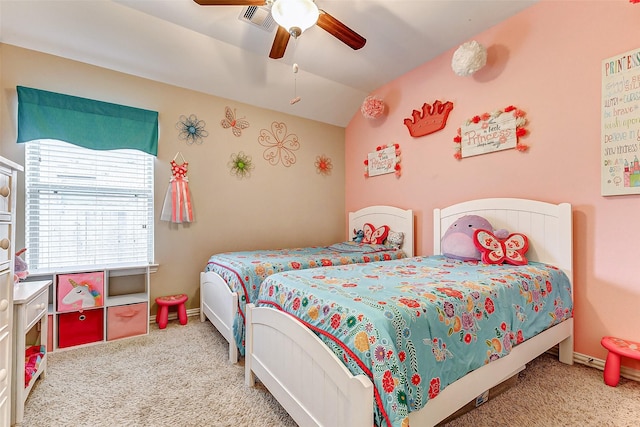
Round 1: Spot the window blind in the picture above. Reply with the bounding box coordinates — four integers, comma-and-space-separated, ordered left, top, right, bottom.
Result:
25, 140, 154, 271
17, 86, 158, 156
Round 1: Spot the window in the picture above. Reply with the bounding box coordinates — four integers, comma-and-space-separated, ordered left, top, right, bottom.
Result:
25, 139, 154, 271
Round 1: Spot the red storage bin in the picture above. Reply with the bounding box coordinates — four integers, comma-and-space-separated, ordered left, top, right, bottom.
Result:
58, 308, 104, 348
107, 303, 148, 341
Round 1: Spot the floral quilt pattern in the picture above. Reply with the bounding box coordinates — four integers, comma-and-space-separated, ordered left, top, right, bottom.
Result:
204, 242, 406, 355
255, 256, 573, 427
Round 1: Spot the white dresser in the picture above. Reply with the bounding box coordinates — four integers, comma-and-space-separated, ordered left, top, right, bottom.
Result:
0, 156, 23, 427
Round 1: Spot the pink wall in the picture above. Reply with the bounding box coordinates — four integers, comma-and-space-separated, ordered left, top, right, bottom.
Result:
345, 0, 640, 370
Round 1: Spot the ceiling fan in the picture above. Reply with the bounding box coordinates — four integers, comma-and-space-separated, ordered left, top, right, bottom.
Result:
193, 0, 366, 59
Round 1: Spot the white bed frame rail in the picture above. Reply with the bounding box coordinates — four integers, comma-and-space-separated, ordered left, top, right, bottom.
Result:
245, 198, 574, 426
200, 271, 238, 363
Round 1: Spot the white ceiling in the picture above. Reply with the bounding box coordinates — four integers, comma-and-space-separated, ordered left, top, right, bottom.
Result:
0, 0, 537, 127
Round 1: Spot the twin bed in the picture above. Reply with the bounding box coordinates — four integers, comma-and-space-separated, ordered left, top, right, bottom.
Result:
200, 205, 415, 362
243, 198, 574, 426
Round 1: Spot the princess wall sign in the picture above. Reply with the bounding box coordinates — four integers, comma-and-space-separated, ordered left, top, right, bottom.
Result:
601, 47, 640, 196
364, 144, 401, 178
453, 106, 528, 159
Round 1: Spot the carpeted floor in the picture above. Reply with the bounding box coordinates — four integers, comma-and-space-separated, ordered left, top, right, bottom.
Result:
23, 317, 640, 426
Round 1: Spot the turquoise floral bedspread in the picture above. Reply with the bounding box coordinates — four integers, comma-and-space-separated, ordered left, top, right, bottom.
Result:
204, 242, 406, 355
255, 255, 573, 427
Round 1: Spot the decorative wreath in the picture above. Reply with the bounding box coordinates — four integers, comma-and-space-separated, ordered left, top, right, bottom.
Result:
453, 106, 528, 160
364, 143, 401, 178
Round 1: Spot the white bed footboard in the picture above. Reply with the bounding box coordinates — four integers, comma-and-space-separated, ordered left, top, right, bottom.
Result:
200, 271, 239, 363
245, 303, 374, 427
246, 304, 573, 427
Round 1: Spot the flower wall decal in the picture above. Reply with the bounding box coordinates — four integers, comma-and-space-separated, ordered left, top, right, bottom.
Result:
228, 151, 254, 179
258, 122, 300, 167
315, 155, 333, 175
176, 114, 208, 145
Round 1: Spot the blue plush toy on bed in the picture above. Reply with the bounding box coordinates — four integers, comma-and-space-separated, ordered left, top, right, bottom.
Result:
441, 215, 508, 261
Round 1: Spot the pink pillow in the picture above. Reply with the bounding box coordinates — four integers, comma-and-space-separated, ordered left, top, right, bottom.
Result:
473, 229, 529, 265
362, 223, 390, 245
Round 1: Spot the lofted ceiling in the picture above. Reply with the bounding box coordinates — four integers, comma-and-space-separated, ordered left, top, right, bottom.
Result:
0, 0, 537, 127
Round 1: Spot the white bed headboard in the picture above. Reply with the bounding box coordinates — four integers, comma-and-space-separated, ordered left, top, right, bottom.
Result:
348, 206, 415, 257
433, 198, 573, 286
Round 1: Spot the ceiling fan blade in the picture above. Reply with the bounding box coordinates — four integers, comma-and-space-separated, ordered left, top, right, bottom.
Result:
269, 26, 290, 59
193, 0, 265, 5
316, 9, 366, 50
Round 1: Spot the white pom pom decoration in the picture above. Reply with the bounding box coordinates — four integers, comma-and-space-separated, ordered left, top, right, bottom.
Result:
451, 40, 487, 77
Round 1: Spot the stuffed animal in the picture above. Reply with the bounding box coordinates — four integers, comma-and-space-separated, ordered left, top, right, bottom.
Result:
441, 215, 508, 261
386, 231, 404, 249
14, 248, 29, 283
352, 229, 364, 243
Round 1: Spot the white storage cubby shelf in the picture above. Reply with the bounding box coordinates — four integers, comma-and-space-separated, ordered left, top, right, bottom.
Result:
12, 279, 51, 427
29, 263, 157, 352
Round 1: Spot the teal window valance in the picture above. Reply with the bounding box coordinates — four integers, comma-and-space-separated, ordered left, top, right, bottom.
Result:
17, 86, 158, 156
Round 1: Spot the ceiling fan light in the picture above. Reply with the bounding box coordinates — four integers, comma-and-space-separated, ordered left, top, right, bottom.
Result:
271, 0, 319, 35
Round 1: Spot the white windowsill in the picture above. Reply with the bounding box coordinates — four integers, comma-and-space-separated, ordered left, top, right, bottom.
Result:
28, 263, 159, 277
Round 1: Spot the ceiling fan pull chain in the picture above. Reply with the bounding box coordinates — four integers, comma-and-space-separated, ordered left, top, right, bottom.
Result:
290, 72, 300, 105
290, 41, 301, 104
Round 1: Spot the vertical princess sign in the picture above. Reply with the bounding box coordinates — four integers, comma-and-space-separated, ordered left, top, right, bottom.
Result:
601, 47, 640, 196
367, 146, 397, 177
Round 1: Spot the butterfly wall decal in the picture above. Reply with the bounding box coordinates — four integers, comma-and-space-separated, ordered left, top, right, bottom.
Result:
473, 229, 529, 265
220, 106, 250, 137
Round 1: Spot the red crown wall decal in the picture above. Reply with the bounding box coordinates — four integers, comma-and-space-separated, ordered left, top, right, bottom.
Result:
403, 100, 454, 137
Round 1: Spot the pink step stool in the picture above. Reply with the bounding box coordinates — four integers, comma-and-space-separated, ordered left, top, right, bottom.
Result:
155, 294, 188, 329
600, 336, 640, 386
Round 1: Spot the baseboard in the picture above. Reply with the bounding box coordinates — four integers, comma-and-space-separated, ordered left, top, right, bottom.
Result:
150, 307, 200, 324
547, 347, 640, 382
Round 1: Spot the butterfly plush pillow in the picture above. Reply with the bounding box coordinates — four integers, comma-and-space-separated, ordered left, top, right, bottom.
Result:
473, 229, 529, 265
361, 223, 390, 245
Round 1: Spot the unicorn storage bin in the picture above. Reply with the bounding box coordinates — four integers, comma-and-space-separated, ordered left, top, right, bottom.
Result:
55, 271, 105, 348
56, 271, 104, 312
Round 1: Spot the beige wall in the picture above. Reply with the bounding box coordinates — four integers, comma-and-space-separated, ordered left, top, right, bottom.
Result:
0, 44, 346, 312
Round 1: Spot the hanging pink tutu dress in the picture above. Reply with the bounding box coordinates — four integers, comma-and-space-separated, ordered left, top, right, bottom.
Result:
161, 160, 194, 223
